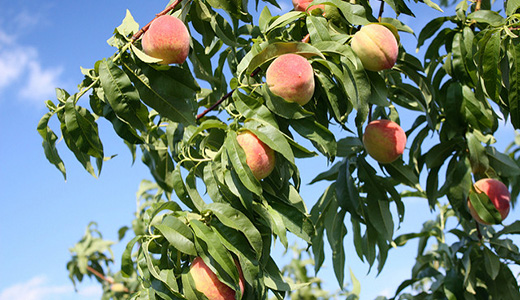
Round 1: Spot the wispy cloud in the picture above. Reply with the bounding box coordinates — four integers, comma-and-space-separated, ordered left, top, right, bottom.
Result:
0, 13, 63, 107
0, 276, 101, 300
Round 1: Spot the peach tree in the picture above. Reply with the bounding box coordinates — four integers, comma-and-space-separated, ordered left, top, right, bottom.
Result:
37, 0, 520, 298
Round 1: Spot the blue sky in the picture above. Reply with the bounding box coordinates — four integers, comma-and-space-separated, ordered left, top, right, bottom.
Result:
0, 1, 518, 300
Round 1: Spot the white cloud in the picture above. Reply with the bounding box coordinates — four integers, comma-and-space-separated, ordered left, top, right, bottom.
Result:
0, 276, 102, 300
0, 28, 63, 107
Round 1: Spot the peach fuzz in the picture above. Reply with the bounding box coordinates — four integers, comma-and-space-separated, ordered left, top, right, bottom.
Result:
236, 131, 276, 180
351, 24, 398, 71
142, 15, 190, 65
190, 257, 245, 300
468, 178, 511, 225
292, 0, 325, 13
265, 53, 315, 105
362, 119, 406, 164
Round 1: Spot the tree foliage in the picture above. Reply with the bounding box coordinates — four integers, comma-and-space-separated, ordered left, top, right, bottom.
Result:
39, 0, 520, 298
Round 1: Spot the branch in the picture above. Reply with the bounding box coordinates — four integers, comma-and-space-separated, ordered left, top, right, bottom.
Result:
131, 0, 181, 42
196, 89, 236, 120
475, 0, 482, 11
87, 266, 113, 284
378, 0, 385, 22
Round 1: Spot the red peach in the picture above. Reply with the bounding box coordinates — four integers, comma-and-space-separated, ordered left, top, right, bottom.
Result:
351, 24, 398, 71
142, 15, 190, 65
190, 257, 245, 300
265, 53, 315, 105
236, 131, 276, 180
362, 119, 406, 164
468, 178, 511, 225
292, 0, 325, 13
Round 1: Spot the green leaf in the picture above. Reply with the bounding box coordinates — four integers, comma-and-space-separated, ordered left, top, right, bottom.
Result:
243, 118, 295, 164
121, 56, 197, 125
268, 200, 315, 243
425, 140, 458, 169
121, 235, 142, 277
509, 39, 520, 129
155, 216, 197, 256
262, 84, 314, 120
384, 160, 421, 190
264, 257, 292, 292
115, 9, 139, 37
316, 0, 372, 25
487, 147, 520, 176
417, 17, 450, 49
479, 29, 502, 102
306, 15, 331, 43
483, 247, 501, 280
37, 112, 66, 179
466, 131, 490, 174
171, 165, 201, 212
190, 219, 241, 290
98, 58, 149, 131
496, 220, 520, 236
264, 11, 305, 33
507, 0, 520, 15
206, 203, 263, 258
468, 10, 506, 26
335, 159, 361, 218
64, 98, 104, 159
290, 118, 337, 160
326, 208, 347, 287
233, 91, 277, 127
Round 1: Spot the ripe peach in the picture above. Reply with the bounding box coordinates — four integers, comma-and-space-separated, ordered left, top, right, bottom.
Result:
190, 257, 245, 300
236, 131, 276, 180
292, 0, 325, 13
350, 24, 398, 71
265, 53, 315, 105
362, 119, 406, 164
468, 178, 511, 225
141, 15, 190, 65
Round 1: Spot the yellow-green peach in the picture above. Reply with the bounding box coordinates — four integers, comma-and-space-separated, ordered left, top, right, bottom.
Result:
189, 257, 245, 300
266, 53, 315, 105
468, 178, 511, 225
362, 119, 406, 164
351, 24, 398, 71
142, 15, 190, 65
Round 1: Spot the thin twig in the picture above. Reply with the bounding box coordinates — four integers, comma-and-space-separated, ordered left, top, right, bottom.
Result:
196, 89, 236, 120
131, 0, 181, 42
87, 266, 113, 284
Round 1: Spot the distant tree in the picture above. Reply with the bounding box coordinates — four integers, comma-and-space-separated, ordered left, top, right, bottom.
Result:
39, 0, 520, 298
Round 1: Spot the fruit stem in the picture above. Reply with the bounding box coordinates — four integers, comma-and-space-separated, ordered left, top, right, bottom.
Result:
301, 33, 311, 43
377, 0, 385, 22
196, 89, 236, 120
131, 0, 181, 42
476, 222, 483, 240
